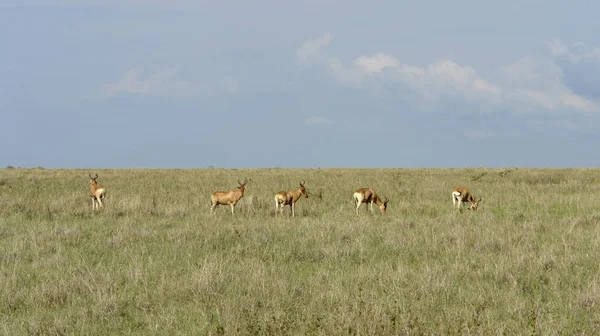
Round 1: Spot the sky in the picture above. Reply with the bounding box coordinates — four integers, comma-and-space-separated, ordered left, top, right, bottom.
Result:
1, 0, 600, 168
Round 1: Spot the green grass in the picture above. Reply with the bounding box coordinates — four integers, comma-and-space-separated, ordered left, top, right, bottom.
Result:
2, 167, 600, 334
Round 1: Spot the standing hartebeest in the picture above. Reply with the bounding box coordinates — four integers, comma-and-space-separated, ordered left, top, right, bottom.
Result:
89, 174, 106, 210
275, 181, 308, 217
210, 179, 249, 215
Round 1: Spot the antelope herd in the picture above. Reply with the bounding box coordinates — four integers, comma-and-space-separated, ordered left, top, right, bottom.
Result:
87, 174, 482, 215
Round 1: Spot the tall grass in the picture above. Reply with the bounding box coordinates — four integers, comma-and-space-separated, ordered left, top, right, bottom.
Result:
1, 168, 600, 334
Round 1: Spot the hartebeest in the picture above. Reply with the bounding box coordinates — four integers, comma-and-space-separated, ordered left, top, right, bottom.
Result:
89, 174, 106, 210
275, 181, 308, 217
353, 188, 389, 215
210, 179, 249, 215
452, 187, 481, 212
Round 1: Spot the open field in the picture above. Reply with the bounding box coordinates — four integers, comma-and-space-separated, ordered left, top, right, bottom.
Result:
1, 167, 600, 334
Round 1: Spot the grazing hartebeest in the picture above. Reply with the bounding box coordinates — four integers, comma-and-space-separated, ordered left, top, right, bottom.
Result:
353, 188, 389, 215
452, 187, 481, 212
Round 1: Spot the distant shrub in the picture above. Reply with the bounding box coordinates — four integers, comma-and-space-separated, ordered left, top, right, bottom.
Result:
470, 172, 487, 182
499, 166, 518, 177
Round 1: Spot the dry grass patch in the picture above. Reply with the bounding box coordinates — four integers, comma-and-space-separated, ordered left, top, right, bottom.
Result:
1, 168, 600, 334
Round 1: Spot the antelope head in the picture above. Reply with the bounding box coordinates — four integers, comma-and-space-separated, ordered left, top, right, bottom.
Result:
380, 196, 390, 214
238, 178, 249, 191
299, 180, 308, 198
468, 197, 482, 211
89, 174, 99, 185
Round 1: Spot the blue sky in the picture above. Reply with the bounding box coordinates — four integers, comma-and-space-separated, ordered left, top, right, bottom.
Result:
1, 0, 600, 168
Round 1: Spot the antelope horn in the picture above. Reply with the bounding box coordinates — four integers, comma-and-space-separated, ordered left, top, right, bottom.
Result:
300, 180, 306, 186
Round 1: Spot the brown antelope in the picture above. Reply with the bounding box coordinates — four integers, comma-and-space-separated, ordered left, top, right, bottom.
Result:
210, 179, 249, 215
353, 188, 389, 215
275, 181, 308, 217
452, 187, 481, 212
89, 174, 106, 210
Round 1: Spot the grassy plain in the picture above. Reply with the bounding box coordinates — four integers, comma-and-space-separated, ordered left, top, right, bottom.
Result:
1, 167, 600, 334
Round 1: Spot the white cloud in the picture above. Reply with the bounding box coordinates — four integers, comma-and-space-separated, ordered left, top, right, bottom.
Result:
500, 56, 597, 113
548, 39, 600, 63
502, 56, 563, 88
425, 60, 503, 100
297, 33, 333, 64
297, 33, 365, 85
103, 68, 196, 97
561, 92, 597, 112
354, 54, 403, 74
305, 116, 333, 126
298, 34, 598, 114
548, 39, 569, 58
297, 34, 502, 102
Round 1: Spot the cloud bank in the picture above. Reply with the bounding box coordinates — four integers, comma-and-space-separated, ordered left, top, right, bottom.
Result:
548, 39, 600, 64
298, 33, 598, 114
